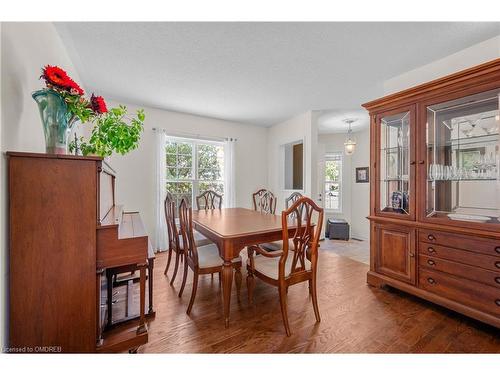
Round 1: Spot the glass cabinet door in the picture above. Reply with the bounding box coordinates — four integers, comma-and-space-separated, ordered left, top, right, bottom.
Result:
425, 88, 500, 225
378, 110, 413, 218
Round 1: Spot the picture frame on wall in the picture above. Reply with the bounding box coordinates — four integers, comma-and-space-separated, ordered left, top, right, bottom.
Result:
355, 167, 369, 183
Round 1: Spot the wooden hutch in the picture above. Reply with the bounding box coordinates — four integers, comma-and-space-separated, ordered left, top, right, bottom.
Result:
8, 152, 153, 353
363, 59, 500, 328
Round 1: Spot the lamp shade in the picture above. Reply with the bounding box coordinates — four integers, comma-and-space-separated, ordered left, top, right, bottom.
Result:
344, 138, 356, 155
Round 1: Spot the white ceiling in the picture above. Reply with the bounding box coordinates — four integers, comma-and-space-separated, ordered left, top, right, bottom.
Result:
55, 22, 500, 130
317, 109, 369, 134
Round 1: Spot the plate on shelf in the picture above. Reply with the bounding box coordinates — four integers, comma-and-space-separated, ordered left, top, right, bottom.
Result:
447, 213, 491, 223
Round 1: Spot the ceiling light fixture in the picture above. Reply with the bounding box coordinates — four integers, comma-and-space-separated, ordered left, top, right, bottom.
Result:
344, 119, 357, 155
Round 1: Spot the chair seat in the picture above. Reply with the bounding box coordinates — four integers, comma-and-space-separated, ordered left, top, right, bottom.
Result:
198, 244, 241, 269
193, 230, 212, 246
260, 239, 295, 252
247, 255, 311, 280
177, 230, 212, 247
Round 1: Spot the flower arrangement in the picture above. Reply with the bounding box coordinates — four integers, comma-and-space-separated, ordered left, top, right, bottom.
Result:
36, 65, 145, 157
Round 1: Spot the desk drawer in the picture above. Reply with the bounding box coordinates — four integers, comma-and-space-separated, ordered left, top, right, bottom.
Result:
419, 268, 500, 317
419, 229, 500, 257
419, 242, 500, 272
420, 254, 500, 288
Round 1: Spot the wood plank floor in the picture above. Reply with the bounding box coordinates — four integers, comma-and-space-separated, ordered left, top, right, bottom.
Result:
136, 249, 500, 353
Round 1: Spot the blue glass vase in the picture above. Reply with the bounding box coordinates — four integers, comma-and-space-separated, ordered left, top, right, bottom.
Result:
32, 89, 74, 154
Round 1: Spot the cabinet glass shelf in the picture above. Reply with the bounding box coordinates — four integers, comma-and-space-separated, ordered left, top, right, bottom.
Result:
426, 88, 500, 223
379, 111, 410, 215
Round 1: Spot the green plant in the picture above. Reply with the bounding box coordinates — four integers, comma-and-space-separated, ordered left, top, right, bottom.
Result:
70, 105, 145, 157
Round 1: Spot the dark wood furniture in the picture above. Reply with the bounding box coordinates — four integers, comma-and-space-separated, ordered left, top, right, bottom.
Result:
252, 188, 277, 214
196, 190, 223, 210
362, 58, 500, 329
8, 152, 151, 353
177, 198, 242, 313
191, 208, 297, 327
247, 197, 324, 336
163, 192, 212, 284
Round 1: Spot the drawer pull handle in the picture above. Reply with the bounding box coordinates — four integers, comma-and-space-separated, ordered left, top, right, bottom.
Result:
495, 261, 500, 269
427, 259, 435, 266
427, 234, 435, 241
496, 247, 500, 254
427, 277, 436, 285
495, 277, 500, 285
428, 247, 435, 253
496, 299, 500, 307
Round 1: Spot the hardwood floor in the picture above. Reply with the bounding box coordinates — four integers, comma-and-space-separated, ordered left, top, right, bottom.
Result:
132, 248, 499, 353
321, 238, 370, 264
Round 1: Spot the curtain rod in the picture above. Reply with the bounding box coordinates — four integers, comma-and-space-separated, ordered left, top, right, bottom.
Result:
152, 127, 237, 142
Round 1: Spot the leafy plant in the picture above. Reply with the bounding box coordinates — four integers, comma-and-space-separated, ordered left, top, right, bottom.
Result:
70, 106, 145, 157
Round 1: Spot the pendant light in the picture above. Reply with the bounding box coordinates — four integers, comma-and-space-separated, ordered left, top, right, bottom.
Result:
344, 119, 357, 155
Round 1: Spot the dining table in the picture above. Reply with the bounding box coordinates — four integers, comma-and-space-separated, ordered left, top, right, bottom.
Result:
191, 207, 296, 328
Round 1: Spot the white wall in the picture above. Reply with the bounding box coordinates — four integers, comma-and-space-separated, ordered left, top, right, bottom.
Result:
384, 35, 500, 94
267, 111, 318, 212
318, 127, 370, 240
0, 21, 87, 349
105, 100, 268, 248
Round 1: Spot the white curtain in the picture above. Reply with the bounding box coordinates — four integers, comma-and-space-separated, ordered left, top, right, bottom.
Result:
223, 138, 237, 208
154, 129, 168, 252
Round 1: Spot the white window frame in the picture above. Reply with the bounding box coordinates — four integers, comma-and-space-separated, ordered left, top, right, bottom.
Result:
324, 152, 343, 213
165, 136, 225, 205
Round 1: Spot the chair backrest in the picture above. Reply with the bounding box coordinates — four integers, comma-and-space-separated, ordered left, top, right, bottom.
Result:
280, 196, 324, 279
285, 192, 303, 219
196, 190, 223, 210
177, 197, 199, 266
252, 188, 277, 214
164, 191, 180, 250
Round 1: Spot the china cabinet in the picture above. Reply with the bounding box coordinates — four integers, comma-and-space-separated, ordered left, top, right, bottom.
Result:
363, 58, 500, 328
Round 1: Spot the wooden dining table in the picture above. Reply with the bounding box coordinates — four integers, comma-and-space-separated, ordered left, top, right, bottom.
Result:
192, 207, 295, 327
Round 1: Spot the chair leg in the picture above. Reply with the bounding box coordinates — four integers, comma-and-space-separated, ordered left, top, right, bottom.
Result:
164, 247, 173, 276
178, 260, 189, 298
170, 250, 181, 285
186, 270, 199, 315
234, 265, 242, 301
278, 284, 291, 336
310, 276, 321, 323
218, 272, 222, 287
246, 270, 255, 304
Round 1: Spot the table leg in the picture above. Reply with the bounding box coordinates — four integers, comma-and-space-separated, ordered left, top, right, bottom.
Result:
106, 269, 113, 328
147, 258, 154, 314
137, 264, 147, 334
221, 260, 233, 328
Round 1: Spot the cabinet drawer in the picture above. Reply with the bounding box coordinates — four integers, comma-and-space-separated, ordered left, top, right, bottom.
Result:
419, 229, 500, 257
420, 254, 500, 289
419, 268, 500, 317
418, 242, 500, 272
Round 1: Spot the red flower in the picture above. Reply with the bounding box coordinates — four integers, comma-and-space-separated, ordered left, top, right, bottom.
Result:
41, 65, 71, 88
90, 94, 108, 114
67, 79, 84, 96
41, 65, 84, 96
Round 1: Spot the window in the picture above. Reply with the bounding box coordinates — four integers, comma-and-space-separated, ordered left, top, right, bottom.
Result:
324, 153, 342, 211
166, 137, 224, 207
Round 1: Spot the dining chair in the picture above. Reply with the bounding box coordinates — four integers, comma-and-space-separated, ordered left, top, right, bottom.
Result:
177, 197, 243, 314
252, 188, 277, 214
163, 192, 211, 285
196, 190, 223, 210
260, 192, 303, 252
246, 196, 324, 336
